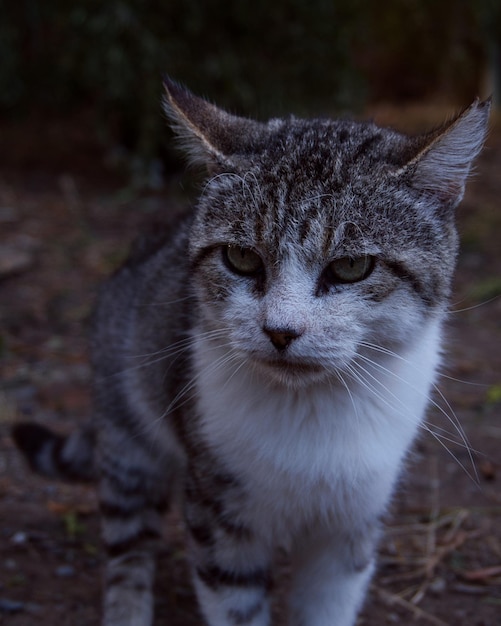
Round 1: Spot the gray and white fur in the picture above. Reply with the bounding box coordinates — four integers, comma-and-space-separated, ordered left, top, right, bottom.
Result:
13, 79, 490, 626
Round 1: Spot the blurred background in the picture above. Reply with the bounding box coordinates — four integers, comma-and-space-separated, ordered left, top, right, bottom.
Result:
1, 3, 501, 625
0, 0, 500, 183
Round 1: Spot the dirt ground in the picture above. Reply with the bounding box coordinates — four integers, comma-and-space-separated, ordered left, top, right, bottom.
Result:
0, 108, 500, 626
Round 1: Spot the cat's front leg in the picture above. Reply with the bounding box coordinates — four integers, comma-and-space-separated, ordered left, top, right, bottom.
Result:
184, 480, 272, 626
103, 551, 156, 626
289, 523, 379, 626
193, 567, 272, 626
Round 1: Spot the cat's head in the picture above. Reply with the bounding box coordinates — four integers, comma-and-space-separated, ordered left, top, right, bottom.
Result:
164, 78, 490, 388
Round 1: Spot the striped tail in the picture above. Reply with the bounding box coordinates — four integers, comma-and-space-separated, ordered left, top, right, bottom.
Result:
12, 422, 96, 482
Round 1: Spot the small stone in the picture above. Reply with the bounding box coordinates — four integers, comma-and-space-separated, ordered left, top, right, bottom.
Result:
0, 598, 24, 614
10, 532, 28, 545
429, 577, 447, 595
55, 565, 76, 578
0, 207, 19, 223
0, 235, 40, 278
0, 246, 33, 278
25, 602, 43, 615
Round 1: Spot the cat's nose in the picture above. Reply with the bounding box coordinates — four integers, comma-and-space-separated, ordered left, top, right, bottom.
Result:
263, 326, 303, 351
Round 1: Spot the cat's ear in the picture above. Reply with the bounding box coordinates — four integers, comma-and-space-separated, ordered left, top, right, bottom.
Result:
163, 77, 266, 171
401, 99, 490, 205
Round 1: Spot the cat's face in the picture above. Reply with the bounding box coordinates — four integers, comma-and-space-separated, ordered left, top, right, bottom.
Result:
189, 121, 458, 388
162, 80, 488, 389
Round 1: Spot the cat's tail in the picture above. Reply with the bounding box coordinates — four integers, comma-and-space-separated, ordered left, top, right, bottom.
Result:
12, 422, 96, 482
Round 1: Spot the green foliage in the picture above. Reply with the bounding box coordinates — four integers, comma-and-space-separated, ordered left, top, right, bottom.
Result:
467, 277, 501, 303
486, 384, 501, 406
63, 510, 86, 540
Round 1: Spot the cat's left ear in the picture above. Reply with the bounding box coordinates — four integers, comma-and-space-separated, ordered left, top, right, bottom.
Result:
163, 77, 266, 172
401, 99, 490, 205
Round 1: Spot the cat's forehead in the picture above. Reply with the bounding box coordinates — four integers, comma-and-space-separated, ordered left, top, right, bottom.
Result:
197, 174, 406, 265
193, 118, 440, 264
207, 118, 411, 209
209, 119, 393, 184
199, 123, 405, 228
260, 117, 409, 175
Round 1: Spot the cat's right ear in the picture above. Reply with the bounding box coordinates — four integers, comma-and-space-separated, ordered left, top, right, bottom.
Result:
398, 99, 490, 207
163, 77, 266, 172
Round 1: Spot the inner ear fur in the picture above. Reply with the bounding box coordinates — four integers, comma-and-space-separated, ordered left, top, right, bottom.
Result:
400, 99, 490, 204
163, 77, 267, 171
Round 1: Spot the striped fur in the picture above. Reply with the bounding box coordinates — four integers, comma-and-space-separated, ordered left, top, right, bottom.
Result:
13, 79, 489, 626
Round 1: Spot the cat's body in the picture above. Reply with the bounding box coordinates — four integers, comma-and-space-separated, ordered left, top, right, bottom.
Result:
13, 80, 489, 626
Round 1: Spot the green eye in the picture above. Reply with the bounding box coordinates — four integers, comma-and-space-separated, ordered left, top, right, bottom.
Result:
326, 255, 375, 284
223, 245, 264, 276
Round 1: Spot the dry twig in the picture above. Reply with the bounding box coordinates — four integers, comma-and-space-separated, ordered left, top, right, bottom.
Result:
373, 586, 449, 626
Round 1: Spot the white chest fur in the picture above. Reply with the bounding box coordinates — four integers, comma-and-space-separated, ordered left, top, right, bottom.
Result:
193, 319, 442, 540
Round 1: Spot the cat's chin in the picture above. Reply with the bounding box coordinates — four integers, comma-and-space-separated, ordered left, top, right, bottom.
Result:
251, 357, 329, 389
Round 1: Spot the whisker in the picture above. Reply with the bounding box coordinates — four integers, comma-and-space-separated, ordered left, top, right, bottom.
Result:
420, 420, 482, 454
134, 347, 243, 443
342, 361, 410, 425
353, 353, 477, 483
449, 293, 500, 314
335, 369, 361, 425
150, 348, 242, 427
347, 359, 476, 479
360, 340, 487, 387
127, 328, 229, 360
95, 329, 232, 382
433, 372, 488, 387
334, 368, 366, 481
137, 295, 194, 308
358, 342, 475, 454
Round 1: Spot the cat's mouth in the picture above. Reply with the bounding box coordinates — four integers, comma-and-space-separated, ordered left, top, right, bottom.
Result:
263, 359, 322, 373
254, 356, 325, 382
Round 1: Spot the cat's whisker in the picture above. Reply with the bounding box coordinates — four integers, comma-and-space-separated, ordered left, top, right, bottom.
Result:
137, 295, 195, 308
433, 372, 488, 387
449, 293, 500, 313
127, 328, 230, 360
341, 361, 412, 426
359, 340, 487, 387
333, 368, 367, 481
219, 355, 250, 392
420, 419, 482, 454
428, 382, 478, 482
341, 360, 468, 474
344, 359, 478, 483
345, 357, 440, 435
335, 368, 362, 427
356, 345, 474, 456
353, 353, 477, 483
136, 347, 244, 442
157, 348, 242, 421
418, 426, 477, 480
354, 354, 460, 436
97, 330, 233, 381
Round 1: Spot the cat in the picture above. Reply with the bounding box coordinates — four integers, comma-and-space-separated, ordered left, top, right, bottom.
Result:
13, 78, 489, 626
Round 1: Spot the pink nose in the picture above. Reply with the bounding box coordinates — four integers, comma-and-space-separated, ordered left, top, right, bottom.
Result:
263, 326, 303, 351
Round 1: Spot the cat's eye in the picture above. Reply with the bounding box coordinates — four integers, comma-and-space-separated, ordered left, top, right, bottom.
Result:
325, 255, 375, 284
223, 245, 264, 276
